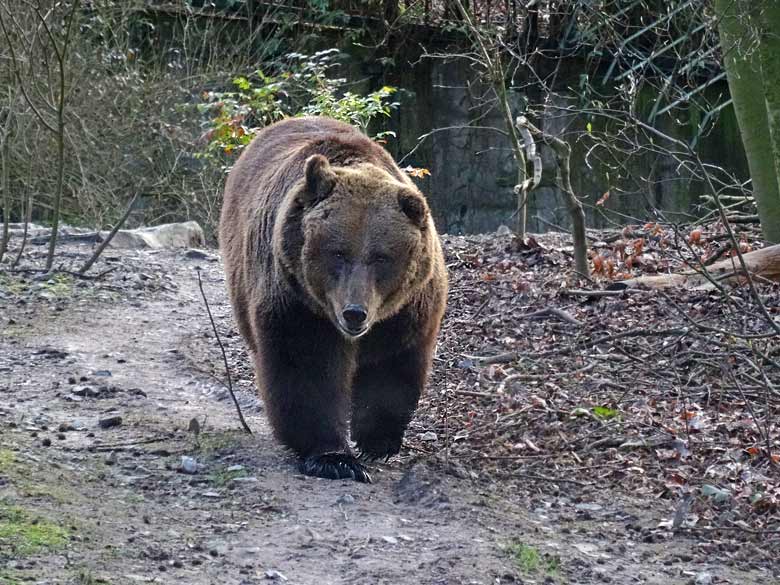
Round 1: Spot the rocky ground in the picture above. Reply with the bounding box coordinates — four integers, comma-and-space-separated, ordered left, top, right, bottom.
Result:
0, 225, 777, 585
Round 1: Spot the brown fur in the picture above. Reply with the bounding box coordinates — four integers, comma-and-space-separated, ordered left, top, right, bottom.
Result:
219, 117, 447, 475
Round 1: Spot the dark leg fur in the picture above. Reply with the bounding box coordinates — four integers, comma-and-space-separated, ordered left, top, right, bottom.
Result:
351, 343, 432, 461
254, 307, 370, 481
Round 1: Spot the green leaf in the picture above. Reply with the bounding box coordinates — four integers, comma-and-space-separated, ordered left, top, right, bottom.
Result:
233, 76, 251, 91
592, 406, 618, 419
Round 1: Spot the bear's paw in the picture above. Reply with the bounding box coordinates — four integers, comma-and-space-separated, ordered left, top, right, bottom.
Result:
299, 452, 372, 483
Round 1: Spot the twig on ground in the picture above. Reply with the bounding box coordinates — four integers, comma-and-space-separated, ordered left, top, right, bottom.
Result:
507, 472, 591, 487
73, 436, 172, 451
467, 327, 692, 364
563, 288, 646, 298
453, 389, 495, 398
520, 307, 583, 326
196, 267, 252, 435
1, 267, 114, 280
501, 363, 595, 384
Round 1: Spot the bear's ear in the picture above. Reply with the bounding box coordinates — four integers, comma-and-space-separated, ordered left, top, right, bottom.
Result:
301, 154, 337, 206
398, 189, 429, 229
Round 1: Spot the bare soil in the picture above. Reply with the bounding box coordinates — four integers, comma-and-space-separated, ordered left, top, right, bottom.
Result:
0, 235, 776, 584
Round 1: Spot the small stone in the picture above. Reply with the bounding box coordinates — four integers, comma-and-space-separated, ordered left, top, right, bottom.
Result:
694, 572, 713, 585
336, 494, 355, 505
72, 386, 91, 397
420, 431, 437, 442
93, 370, 112, 377
496, 224, 512, 236
456, 359, 474, 370
105, 451, 118, 466
41, 437, 51, 447
180, 456, 198, 474
575, 503, 603, 512
264, 570, 288, 581
56, 433, 66, 441
226, 465, 244, 473
98, 416, 122, 429
381, 536, 398, 545
57, 422, 75, 432
184, 249, 213, 261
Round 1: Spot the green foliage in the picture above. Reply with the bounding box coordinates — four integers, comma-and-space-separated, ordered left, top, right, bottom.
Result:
198, 50, 399, 167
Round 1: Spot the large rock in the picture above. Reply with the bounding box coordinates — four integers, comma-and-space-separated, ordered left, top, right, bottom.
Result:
7, 223, 50, 238
105, 221, 205, 249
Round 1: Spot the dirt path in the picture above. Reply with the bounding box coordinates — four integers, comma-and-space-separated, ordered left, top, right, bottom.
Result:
2, 250, 521, 584
0, 245, 774, 584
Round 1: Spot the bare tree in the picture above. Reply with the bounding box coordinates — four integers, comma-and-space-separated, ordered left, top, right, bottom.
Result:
0, 0, 81, 271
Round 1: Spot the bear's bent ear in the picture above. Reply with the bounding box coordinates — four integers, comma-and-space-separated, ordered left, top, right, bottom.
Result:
302, 154, 337, 206
398, 189, 429, 229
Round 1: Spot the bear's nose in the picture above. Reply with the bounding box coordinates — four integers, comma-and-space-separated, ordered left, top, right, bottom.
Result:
342, 304, 368, 329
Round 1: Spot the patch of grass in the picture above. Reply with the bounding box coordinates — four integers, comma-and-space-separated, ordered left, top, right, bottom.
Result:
0, 448, 74, 504
123, 493, 146, 505
74, 569, 110, 585
0, 274, 28, 296
0, 569, 24, 584
0, 449, 15, 472
17, 481, 70, 503
41, 273, 74, 298
507, 541, 561, 577
0, 503, 69, 558
509, 542, 541, 572
197, 430, 250, 455
209, 465, 247, 487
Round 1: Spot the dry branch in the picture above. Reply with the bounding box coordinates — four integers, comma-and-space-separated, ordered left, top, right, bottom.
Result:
195, 268, 252, 435
622, 244, 780, 289
79, 192, 139, 274
520, 306, 583, 326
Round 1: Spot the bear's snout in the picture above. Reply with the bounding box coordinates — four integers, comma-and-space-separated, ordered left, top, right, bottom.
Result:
341, 304, 368, 332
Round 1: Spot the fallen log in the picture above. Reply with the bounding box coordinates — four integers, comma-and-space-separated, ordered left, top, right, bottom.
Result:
621, 244, 780, 289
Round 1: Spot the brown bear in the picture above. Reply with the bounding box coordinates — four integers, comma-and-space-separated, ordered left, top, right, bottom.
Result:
219, 116, 448, 483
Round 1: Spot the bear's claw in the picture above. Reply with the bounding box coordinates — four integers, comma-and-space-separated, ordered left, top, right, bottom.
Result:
355, 437, 402, 462
299, 452, 372, 483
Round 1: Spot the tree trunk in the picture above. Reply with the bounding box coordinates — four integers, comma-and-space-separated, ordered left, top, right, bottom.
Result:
757, 1, 780, 243
0, 122, 9, 263
715, 0, 780, 243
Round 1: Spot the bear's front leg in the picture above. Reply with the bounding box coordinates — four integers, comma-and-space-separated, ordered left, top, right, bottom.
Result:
255, 313, 371, 483
351, 342, 432, 461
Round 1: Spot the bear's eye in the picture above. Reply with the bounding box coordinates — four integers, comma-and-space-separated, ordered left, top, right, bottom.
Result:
369, 253, 391, 265
331, 250, 348, 261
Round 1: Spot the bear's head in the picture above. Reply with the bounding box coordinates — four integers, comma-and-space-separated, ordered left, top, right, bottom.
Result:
284, 154, 435, 340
